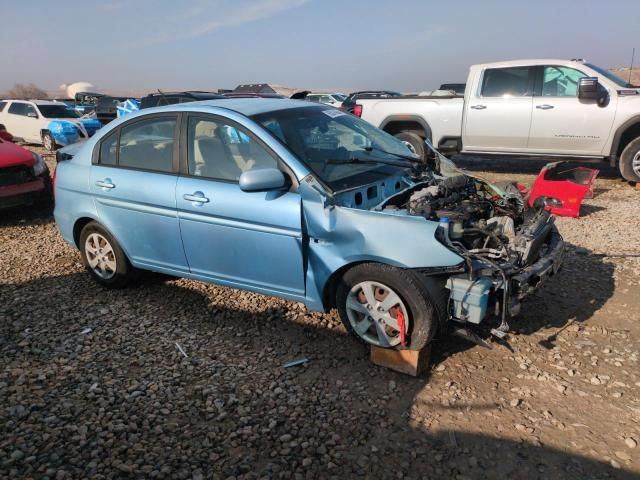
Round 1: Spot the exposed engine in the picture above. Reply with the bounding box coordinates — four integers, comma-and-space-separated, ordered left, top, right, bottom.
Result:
383, 174, 555, 270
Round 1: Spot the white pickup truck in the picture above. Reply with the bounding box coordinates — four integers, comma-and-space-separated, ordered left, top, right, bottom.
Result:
353, 59, 640, 182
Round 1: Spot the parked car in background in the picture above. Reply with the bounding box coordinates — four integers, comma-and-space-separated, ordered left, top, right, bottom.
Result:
139, 91, 227, 109
354, 59, 640, 182
54, 99, 563, 354
0, 100, 102, 151
73, 92, 104, 115
95, 96, 131, 124
340, 90, 402, 115
0, 135, 52, 209
439, 83, 466, 95
305, 93, 347, 108
223, 92, 285, 99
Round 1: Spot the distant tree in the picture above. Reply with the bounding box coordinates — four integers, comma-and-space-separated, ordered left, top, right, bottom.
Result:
8, 83, 49, 99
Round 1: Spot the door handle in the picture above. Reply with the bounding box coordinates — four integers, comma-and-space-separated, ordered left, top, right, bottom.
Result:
470, 105, 487, 110
183, 192, 210, 204
536, 104, 554, 110
95, 179, 115, 189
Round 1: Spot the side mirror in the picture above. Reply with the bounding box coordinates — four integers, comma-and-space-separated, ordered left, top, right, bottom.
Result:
578, 77, 607, 104
239, 168, 287, 192
27, 111, 38, 118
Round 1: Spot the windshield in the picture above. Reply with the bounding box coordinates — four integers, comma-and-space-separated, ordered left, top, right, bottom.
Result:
585, 63, 633, 88
251, 106, 417, 191
38, 105, 81, 119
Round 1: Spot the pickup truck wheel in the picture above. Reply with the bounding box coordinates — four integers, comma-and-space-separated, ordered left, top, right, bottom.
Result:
619, 137, 640, 182
79, 222, 135, 289
394, 132, 426, 163
42, 132, 57, 152
336, 263, 441, 351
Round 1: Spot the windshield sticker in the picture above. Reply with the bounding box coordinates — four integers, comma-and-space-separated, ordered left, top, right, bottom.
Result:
323, 109, 346, 119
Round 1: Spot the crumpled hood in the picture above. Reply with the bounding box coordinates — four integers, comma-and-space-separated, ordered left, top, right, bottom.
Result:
0, 139, 34, 169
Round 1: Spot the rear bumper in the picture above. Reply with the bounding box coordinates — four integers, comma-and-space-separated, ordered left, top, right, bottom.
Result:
0, 177, 50, 209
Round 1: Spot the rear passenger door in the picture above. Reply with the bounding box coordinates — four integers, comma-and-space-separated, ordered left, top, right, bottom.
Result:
462, 66, 535, 152
89, 113, 190, 273
5, 102, 29, 140
176, 114, 305, 298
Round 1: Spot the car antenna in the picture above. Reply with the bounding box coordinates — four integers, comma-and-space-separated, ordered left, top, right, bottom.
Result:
629, 47, 636, 85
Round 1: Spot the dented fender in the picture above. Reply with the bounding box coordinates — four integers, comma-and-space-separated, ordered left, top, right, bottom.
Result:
298, 178, 463, 311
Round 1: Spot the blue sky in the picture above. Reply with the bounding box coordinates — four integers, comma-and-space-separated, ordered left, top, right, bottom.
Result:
2, 0, 639, 93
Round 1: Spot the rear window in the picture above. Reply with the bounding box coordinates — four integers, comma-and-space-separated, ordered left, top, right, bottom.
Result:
481, 66, 533, 97
118, 117, 176, 172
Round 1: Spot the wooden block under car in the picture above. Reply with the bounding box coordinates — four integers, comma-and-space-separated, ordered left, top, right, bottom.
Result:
370, 344, 432, 377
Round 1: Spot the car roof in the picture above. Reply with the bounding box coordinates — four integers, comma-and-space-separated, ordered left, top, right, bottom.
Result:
151, 98, 318, 117
3, 99, 62, 105
473, 59, 587, 69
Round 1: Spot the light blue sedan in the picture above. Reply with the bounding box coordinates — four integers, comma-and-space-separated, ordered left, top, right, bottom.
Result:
54, 99, 563, 352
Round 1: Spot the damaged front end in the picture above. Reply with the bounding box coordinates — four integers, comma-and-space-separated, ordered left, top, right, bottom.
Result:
378, 149, 565, 336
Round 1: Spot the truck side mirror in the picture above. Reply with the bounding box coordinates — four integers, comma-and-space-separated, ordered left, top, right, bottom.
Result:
578, 77, 608, 105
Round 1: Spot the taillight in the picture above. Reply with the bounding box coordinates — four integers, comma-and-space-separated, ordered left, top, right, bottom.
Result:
352, 104, 363, 117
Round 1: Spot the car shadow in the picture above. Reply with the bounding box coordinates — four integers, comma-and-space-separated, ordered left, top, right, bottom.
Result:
0, 203, 53, 228
0, 263, 627, 478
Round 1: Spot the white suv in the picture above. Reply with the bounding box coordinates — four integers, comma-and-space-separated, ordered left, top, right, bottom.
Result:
0, 100, 102, 151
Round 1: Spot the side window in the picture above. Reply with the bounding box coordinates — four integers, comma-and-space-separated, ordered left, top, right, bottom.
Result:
481, 67, 532, 97
24, 104, 38, 117
0, 101, 6, 112
118, 117, 176, 172
307, 96, 320, 103
99, 131, 118, 166
187, 116, 277, 181
542, 66, 585, 97
8, 103, 26, 116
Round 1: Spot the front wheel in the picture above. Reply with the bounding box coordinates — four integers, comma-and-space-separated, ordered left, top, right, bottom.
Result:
336, 263, 444, 351
619, 137, 640, 183
79, 222, 135, 288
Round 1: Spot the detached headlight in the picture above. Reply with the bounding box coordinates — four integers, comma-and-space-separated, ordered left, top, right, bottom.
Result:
32, 153, 48, 176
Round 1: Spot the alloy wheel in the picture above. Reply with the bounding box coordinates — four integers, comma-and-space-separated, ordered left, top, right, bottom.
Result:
632, 151, 640, 178
345, 281, 409, 347
84, 233, 117, 279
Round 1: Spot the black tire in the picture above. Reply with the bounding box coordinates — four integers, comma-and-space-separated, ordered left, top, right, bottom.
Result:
335, 263, 446, 351
42, 131, 57, 152
394, 132, 426, 163
38, 178, 54, 215
79, 222, 135, 288
619, 137, 640, 183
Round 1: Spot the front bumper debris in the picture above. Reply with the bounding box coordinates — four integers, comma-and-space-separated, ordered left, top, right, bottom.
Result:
511, 228, 564, 298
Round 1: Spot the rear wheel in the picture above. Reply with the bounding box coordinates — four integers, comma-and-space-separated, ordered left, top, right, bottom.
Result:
79, 222, 134, 288
336, 263, 443, 351
42, 131, 57, 152
619, 137, 640, 182
394, 131, 426, 163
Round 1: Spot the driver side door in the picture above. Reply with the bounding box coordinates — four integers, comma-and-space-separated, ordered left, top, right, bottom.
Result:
528, 65, 617, 155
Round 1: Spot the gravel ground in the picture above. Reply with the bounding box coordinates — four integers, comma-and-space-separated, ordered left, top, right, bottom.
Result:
1, 148, 639, 479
